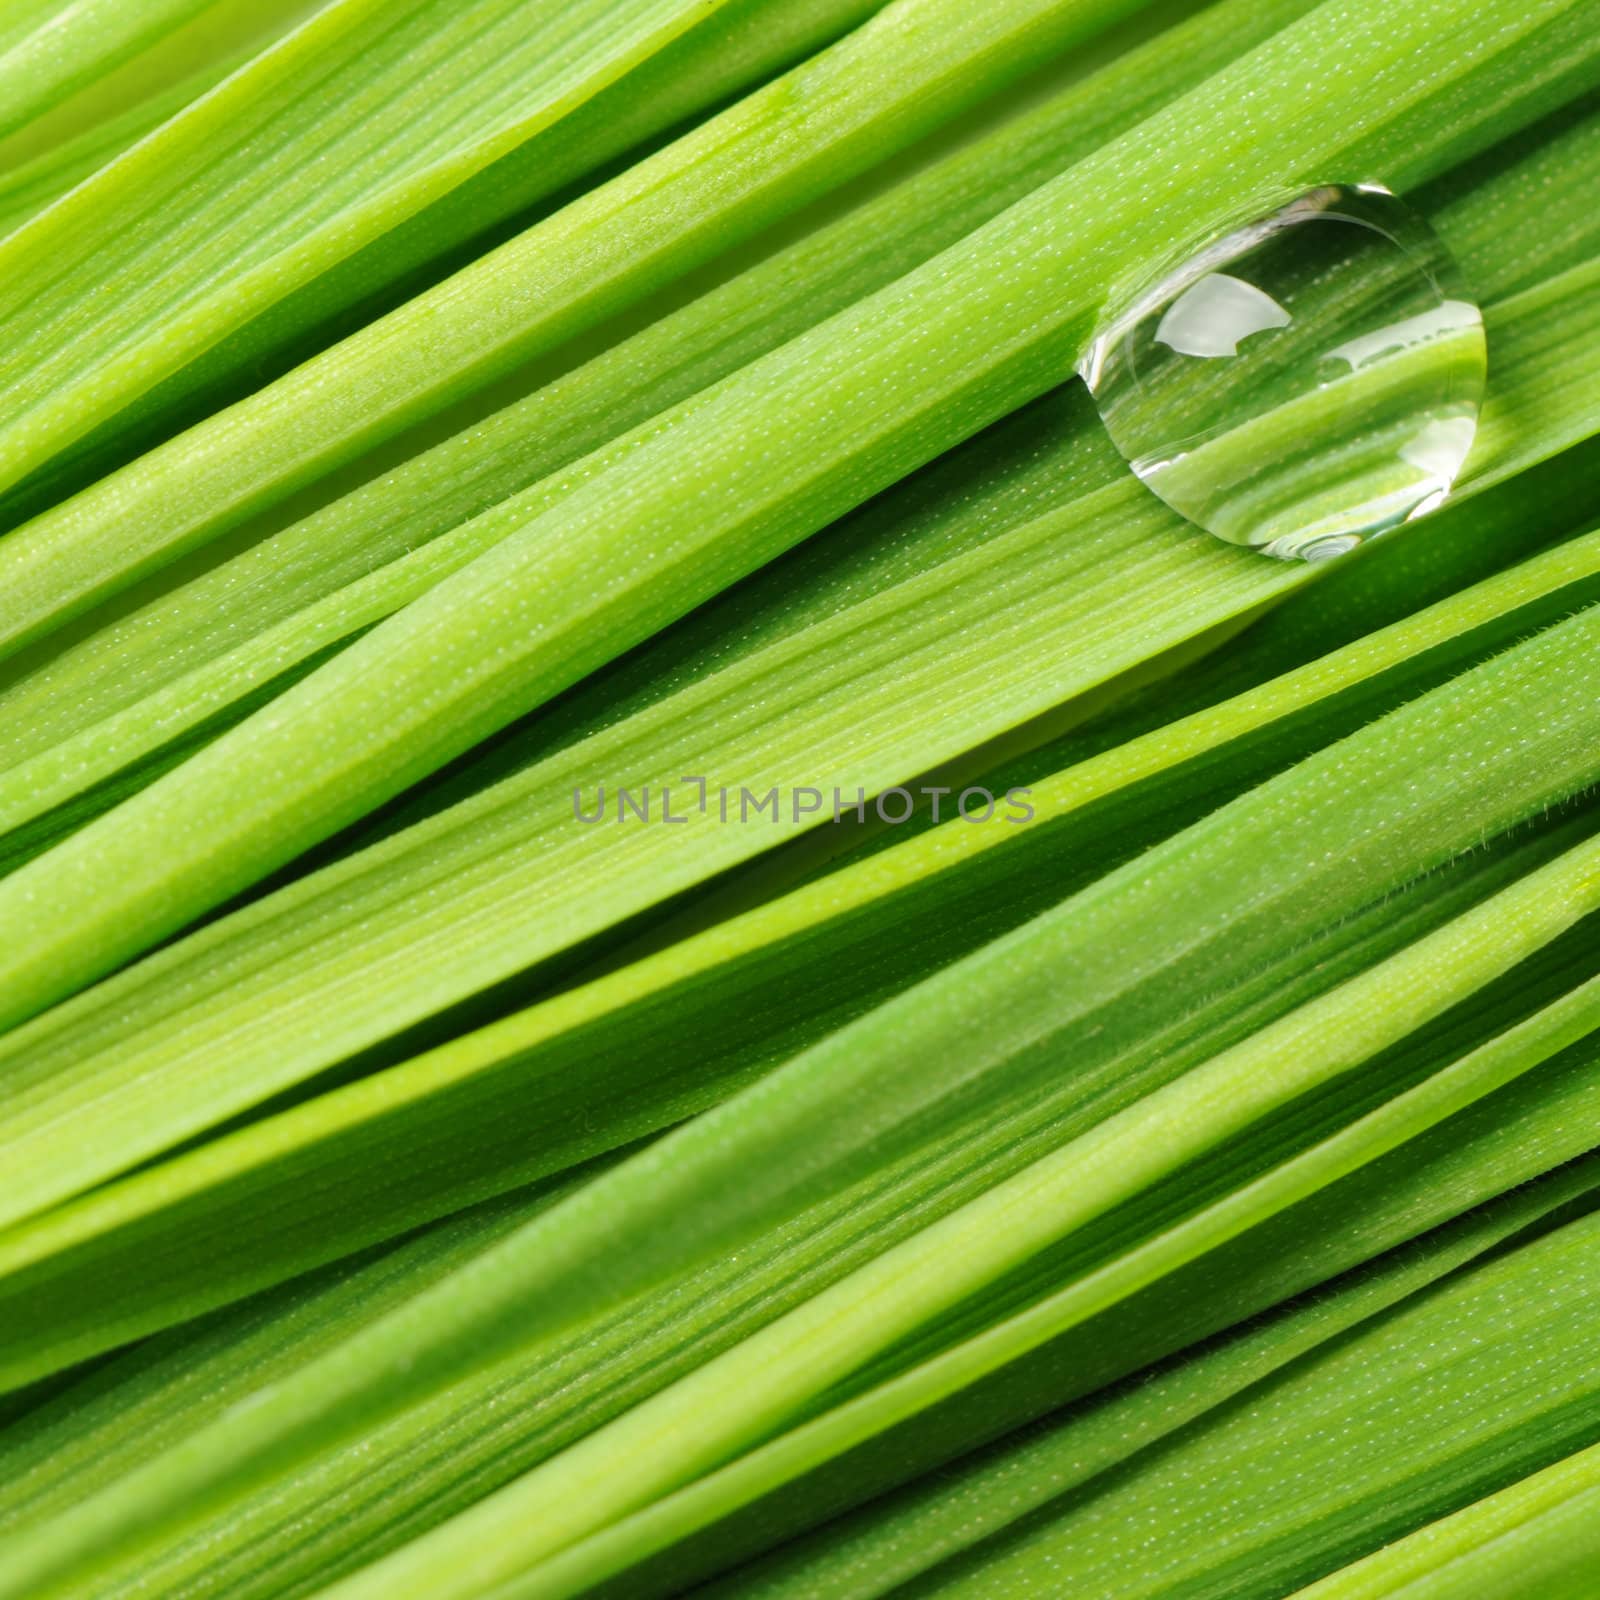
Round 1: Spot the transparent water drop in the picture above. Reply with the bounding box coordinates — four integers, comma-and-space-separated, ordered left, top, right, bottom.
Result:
1080, 184, 1486, 562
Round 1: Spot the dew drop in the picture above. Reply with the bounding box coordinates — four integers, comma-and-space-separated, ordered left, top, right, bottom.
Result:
1080, 184, 1486, 562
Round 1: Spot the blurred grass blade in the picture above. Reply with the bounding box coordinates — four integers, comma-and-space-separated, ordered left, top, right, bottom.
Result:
0, 0, 224, 141
0, 0, 327, 236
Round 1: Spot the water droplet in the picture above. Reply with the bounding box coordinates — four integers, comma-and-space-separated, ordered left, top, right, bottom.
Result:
1081, 184, 1486, 562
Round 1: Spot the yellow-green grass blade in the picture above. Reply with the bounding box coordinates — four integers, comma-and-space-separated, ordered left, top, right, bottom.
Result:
527, 1168, 1600, 1598
0, 0, 226, 143
7, 77, 1595, 864
0, 9, 1596, 1600
3, 822, 1596, 1598
3, 451, 1596, 1387
0, 0, 1158, 656
0, 0, 1323, 804
0, 0, 891, 516
15, 803, 1595, 1600
0, 783, 1575, 1389
0, 322, 1593, 1260
0, 0, 1589, 1043
1290, 1440, 1600, 1600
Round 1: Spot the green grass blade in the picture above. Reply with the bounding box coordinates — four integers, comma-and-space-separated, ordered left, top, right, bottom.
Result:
0, 0, 1321, 810
0, 0, 1156, 658
11, 1072, 1597, 1600
0, 314, 1592, 1254
0, 0, 1589, 1040
0, 0, 892, 517
866, 1208, 1600, 1598
0, 801, 1572, 1390
0, 0, 747, 512
544, 1168, 1600, 1598
1291, 1442, 1600, 1600
0, 10, 1598, 1599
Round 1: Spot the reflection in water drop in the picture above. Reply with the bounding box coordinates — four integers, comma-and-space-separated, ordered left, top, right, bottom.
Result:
1080, 184, 1486, 562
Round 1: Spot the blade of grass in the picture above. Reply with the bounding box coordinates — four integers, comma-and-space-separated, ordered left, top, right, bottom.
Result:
0, 10, 1595, 1598
0, 0, 1322, 798
9, 1029, 1597, 1600
1290, 1441, 1600, 1600
549, 1166, 1600, 1599
1416, 91, 1600, 300
6, 0, 893, 511
2, 596, 1596, 1598
0, 778, 1577, 1390
3, 831, 1595, 1599
0, 0, 1161, 656
0, 0, 1590, 1042
20, 809, 1599, 1600
7, 277, 1600, 1231
4, 467, 1597, 1385
0, 1168, 590, 1535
